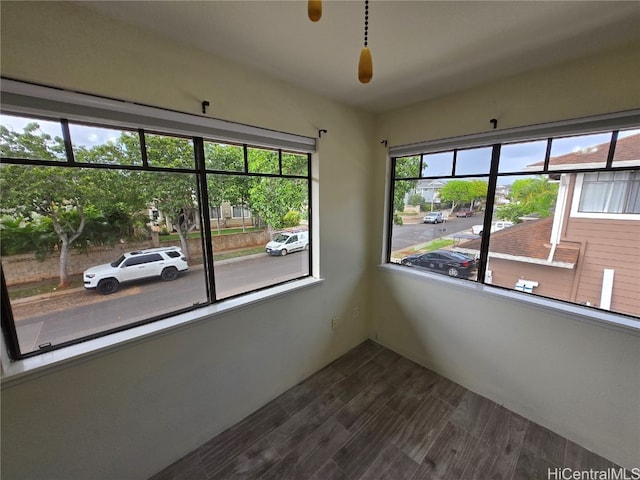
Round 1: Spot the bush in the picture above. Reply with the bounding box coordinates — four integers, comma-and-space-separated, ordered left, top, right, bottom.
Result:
282, 210, 301, 228
0, 216, 57, 259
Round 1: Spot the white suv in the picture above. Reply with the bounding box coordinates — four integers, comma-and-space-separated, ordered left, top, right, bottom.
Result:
83, 247, 188, 294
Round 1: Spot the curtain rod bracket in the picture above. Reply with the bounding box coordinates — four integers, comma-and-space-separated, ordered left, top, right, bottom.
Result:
318, 129, 327, 138
202, 101, 210, 114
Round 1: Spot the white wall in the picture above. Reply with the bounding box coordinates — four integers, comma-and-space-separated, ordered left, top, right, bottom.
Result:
0, 3, 372, 479
372, 42, 640, 469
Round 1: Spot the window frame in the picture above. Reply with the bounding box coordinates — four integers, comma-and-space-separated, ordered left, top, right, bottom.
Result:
0, 78, 317, 362
385, 109, 640, 326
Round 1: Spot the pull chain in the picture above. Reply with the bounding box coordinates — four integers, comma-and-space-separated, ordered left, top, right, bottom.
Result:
364, 0, 369, 48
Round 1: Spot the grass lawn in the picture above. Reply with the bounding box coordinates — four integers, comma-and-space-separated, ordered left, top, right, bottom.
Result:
392, 238, 455, 260
159, 227, 263, 242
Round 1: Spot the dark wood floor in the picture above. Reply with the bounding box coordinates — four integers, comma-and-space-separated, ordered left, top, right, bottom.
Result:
150, 340, 623, 480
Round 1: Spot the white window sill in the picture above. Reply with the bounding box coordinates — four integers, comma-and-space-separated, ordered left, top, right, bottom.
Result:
378, 264, 640, 336
1, 277, 324, 387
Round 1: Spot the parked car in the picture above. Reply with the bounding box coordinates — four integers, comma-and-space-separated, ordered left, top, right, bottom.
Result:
84, 246, 189, 294
456, 209, 474, 218
400, 249, 477, 278
471, 221, 514, 235
265, 230, 309, 256
423, 212, 444, 224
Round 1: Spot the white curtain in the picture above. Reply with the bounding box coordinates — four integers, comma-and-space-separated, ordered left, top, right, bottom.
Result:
579, 171, 639, 213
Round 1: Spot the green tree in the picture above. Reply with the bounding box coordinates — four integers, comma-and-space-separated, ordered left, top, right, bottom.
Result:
0, 215, 57, 259
496, 176, 558, 223
0, 122, 66, 160
1, 164, 91, 286
439, 180, 488, 216
204, 143, 245, 233
247, 148, 307, 230
249, 177, 306, 230
407, 193, 426, 211
140, 134, 200, 259
393, 156, 421, 224
1, 125, 148, 286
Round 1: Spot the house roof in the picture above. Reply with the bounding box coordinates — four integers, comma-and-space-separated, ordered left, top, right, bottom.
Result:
461, 217, 580, 265
529, 132, 640, 168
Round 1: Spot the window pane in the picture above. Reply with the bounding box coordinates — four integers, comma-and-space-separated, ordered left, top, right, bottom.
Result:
145, 133, 195, 168
0, 113, 66, 161
204, 141, 244, 172
282, 152, 308, 176
456, 147, 492, 175
470, 171, 639, 317
395, 156, 420, 178
208, 174, 309, 299
69, 123, 142, 165
499, 140, 547, 173
612, 129, 640, 167
392, 177, 486, 281
421, 151, 452, 177
247, 147, 279, 174
1, 166, 208, 355
548, 132, 611, 170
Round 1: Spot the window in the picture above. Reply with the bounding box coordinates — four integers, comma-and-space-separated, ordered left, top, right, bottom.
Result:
0, 79, 315, 360
388, 112, 640, 321
232, 205, 251, 218
578, 171, 640, 213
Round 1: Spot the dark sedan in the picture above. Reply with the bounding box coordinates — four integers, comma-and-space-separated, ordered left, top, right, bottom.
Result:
400, 250, 477, 278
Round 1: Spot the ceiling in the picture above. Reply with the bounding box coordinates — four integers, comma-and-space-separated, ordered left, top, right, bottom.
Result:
82, 1, 640, 113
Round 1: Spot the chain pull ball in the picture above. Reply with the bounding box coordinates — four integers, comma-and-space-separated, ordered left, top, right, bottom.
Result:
358, 0, 373, 83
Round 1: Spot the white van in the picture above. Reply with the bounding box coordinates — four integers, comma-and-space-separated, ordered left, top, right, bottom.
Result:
265, 230, 309, 256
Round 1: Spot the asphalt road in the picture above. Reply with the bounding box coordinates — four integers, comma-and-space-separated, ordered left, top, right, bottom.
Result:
391, 215, 482, 252
13, 251, 309, 353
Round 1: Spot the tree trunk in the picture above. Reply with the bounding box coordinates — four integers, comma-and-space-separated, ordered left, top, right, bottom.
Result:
58, 238, 71, 288
177, 229, 190, 261
51, 205, 85, 289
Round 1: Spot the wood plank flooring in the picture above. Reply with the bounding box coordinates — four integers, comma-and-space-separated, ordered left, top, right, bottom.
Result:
149, 340, 624, 480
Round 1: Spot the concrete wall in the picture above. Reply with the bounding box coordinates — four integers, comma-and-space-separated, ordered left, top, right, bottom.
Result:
372, 41, 640, 469
0, 3, 372, 479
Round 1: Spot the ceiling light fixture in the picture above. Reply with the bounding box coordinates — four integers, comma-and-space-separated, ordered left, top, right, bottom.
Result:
358, 0, 373, 84
308, 0, 322, 22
